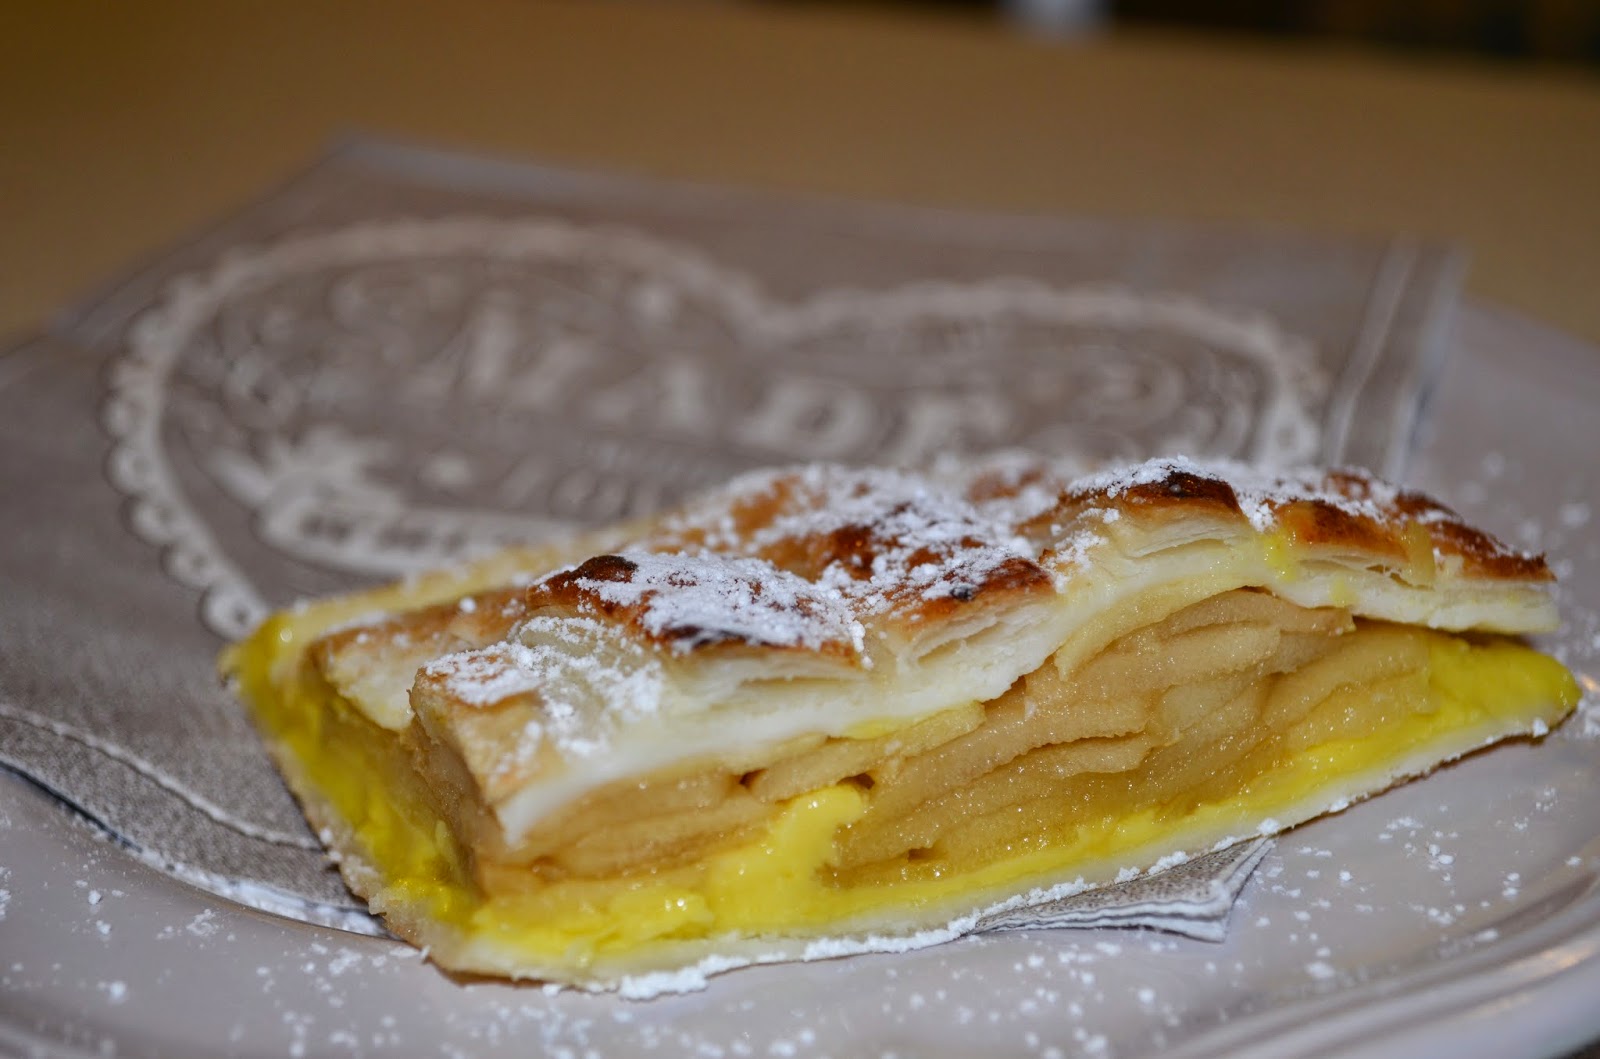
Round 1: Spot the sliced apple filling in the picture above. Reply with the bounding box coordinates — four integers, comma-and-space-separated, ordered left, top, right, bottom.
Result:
226, 457, 1580, 992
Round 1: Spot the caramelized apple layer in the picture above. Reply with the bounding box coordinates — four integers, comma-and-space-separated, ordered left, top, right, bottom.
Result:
482, 590, 1353, 884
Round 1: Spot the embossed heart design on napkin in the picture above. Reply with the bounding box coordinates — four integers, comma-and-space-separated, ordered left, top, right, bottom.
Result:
106, 215, 1331, 641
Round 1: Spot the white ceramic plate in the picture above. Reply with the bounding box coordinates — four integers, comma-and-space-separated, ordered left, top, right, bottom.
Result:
3, 303, 1598, 1059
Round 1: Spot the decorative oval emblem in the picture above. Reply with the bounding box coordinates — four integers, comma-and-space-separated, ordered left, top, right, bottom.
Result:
104, 216, 1326, 638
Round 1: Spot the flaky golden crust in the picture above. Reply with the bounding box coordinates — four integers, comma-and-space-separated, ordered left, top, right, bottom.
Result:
295, 457, 1559, 846
313, 458, 1543, 736
637, 464, 1060, 628
528, 554, 868, 662
1044, 462, 1549, 582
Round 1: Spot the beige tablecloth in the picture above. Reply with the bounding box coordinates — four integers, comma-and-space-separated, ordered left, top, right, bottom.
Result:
2, 1, 1598, 345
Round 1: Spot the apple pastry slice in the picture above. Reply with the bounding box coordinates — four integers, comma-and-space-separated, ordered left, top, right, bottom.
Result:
225, 457, 1579, 994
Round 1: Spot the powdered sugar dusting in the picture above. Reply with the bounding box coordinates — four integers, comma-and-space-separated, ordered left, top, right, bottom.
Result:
422, 615, 666, 762
1069, 455, 1215, 504
1070, 455, 1399, 533
422, 643, 548, 707
543, 550, 866, 657
649, 463, 1054, 622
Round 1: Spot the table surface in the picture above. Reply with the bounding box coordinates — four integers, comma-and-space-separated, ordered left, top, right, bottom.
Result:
2, 0, 1598, 349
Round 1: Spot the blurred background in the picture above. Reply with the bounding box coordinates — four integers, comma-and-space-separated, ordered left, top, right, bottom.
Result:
3, 0, 1598, 349
797, 0, 1600, 62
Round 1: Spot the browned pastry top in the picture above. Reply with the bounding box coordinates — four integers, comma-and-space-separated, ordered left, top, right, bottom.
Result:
304, 456, 1553, 814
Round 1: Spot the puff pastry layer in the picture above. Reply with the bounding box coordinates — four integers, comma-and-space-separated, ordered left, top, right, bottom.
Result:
226, 457, 1579, 993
